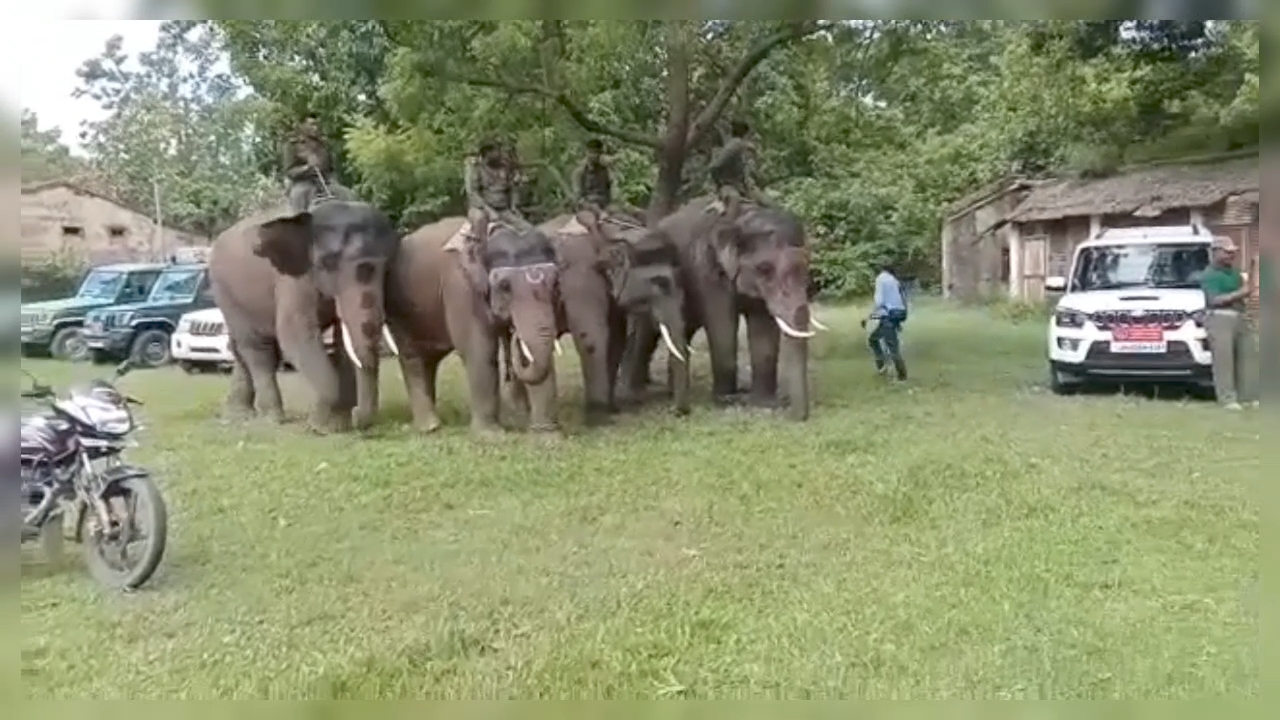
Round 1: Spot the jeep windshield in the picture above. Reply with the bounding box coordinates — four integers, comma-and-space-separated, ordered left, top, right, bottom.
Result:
75, 270, 127, 301
1070, 243, 1210, 292
147, 268, 204, 303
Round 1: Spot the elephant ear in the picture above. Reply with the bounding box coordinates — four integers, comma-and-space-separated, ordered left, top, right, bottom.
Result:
594, 239, 632, 298
461, 216, 492, 298
711, 223, 742, 282
254, 211, 314, 277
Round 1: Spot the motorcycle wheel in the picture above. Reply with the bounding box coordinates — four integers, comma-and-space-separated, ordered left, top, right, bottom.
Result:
83, 475, 168, 591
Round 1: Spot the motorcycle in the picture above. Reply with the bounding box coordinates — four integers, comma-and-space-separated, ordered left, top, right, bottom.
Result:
19, 360, 168, 590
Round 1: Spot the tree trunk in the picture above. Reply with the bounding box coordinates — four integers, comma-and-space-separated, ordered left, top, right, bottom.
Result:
647, 21, 692, 224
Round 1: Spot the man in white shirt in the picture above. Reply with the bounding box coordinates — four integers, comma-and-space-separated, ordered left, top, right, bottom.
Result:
863, 261, 908, 380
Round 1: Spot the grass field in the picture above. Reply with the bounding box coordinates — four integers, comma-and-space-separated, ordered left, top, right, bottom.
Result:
18, 300, 1258, 699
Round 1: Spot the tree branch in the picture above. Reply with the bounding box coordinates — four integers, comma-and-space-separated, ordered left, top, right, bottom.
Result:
686, 20, 837, 147
432, 71, 663, 150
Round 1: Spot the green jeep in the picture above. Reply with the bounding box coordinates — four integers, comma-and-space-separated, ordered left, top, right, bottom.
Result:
20, 262, 168, 361
81, 262, 217, 367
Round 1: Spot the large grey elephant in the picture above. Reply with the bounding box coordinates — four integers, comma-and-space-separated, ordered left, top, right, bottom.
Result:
385, 216, 562, 437
624, 197, 827, 421
209, 200, 400, 432
536, 210, 691, 422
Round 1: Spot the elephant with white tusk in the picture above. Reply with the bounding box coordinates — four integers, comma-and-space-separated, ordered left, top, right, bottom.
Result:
385, 216, 563, 437
623, 196, 826, 421
209, 200, 401, 433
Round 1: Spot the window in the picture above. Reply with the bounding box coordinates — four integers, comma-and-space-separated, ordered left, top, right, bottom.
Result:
61, 225, 84, 237
107, 225, 128, 238
1070, 243, 1209, 292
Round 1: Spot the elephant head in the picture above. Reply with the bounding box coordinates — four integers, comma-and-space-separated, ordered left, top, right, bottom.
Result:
253, 201, 399, 423
578, 210, 691, 414
469, 221, 562, 386
712, 205, 822, 419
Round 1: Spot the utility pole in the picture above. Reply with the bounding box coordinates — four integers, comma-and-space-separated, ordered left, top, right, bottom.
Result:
152, 176, 165, 262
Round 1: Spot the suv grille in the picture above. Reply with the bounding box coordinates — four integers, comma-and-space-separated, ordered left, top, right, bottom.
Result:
1089, 309, 1190, 330
189, 320, 225, 336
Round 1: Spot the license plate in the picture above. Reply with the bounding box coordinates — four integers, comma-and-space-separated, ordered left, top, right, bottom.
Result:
86, 339, 106, 349
1111, 341, 1167, 353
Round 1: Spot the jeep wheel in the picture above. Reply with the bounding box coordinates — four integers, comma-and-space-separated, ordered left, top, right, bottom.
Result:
179, 360, 200, 374
50, 326, 89, 363
131, 329, 173, 368
1049, 366, 1081, 396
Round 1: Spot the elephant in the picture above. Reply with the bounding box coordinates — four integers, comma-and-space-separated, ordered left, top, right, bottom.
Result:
384, 216, 563, 437
209, 200, 401, 432
623, 197, 827, 421
536, 209, 691, 421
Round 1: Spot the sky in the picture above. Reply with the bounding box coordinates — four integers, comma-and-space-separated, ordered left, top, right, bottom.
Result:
6, 3, 163, 155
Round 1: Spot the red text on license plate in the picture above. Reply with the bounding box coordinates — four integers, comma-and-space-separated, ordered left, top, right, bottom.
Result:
1112, 325, 1163, 342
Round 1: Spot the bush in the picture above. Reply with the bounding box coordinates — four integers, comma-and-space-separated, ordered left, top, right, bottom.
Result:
21, 252, 84, 302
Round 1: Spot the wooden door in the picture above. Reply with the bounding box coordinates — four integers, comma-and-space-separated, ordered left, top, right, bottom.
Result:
1022, 235, 1048, 301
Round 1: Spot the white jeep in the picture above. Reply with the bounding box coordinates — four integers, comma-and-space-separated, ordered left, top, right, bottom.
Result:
1045, 225, 1214, 394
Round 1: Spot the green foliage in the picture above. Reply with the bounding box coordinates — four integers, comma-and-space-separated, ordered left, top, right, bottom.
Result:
74, 22, 276, 237
19, 110, 87, 184
59, 19, 1258, 295
19, 252, 85, 302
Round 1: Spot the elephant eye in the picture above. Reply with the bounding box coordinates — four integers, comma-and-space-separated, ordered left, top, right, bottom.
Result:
496, 278, 512, 294
756, 262, 775, 277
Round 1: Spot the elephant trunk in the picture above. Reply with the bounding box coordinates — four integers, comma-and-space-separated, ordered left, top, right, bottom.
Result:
653, 301, 690, 415
509, 303, 557, 387
769, 298, 812, 421
335, 281, 385, 427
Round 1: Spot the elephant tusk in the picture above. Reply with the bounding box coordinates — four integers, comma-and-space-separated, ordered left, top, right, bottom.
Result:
810, 316, 830, 332
381, 325, 400, 355
554, 338, 563, 356
340, 321, 365, 369
517, 337, 535, 365
774, 315, 816, 339
658, 322, 686, 363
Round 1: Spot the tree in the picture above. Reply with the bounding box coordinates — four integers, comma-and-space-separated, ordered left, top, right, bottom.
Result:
20, 110, 86, 183
74, 22, 277, 237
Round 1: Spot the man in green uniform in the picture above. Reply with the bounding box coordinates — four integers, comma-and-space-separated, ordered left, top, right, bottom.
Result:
464, 138, 532, 234
707, 119, 771, 216
1200, 235, 1258, 409
572, 139, 643, 223
283, 114, 345, 213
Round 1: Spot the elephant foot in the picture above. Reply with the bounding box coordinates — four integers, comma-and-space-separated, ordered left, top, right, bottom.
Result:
671, 403, 691, 418
220, 403, 256, 424
352, 408, 376, 431
747, 393, 780, 410
583, 402, 614, 427
307, 407, 352, 435
470, 422, 506, 443
260, 406, 286, 425
528, 428, 565, 447
413, 414, 443, 434
712, 392, 749, 408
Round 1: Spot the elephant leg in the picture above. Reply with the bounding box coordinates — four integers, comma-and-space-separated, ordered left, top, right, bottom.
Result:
277, 282, 348, 433
525, 361, 560, 434
703, 293, 741, 402
222, 336, 256, 421
606, 309, 628, 413
397, 341, 443, 434
330, 328, 362, 422
745, 310, 781, 408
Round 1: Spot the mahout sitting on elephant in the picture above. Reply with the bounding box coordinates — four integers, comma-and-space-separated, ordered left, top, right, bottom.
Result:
623, 195, 828, 421
209, 200, 401, 433
385, 216, 563, 437
535, 208, 690, 422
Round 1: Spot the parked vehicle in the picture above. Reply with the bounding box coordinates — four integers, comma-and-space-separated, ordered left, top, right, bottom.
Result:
81, 262, 216, 368
171, 307, 235, 373
1045, 224, 1214, 394
20, 263, 168, 361
19, 360, 168, 591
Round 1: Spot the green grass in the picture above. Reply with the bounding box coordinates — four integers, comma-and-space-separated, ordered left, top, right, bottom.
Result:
18, 300, 1258, 699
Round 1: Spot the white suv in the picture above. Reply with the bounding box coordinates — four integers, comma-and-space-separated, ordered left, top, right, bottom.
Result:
1045, 225, 1214, 394
171, 307, 235, 373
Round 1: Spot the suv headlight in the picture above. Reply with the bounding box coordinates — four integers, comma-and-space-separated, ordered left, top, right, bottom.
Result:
1191, 309, 1207, 327
1053, 308, 1086, 329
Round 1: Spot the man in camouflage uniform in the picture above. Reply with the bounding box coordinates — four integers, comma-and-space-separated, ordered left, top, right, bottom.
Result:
707, 119, 771, 216
283, 114, 341, 213
464, 138, 532, 235
572, 138, 643, 224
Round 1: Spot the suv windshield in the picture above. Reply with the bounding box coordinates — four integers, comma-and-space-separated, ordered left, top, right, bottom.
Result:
1071, 243, 1210, 292
147, 268, 205, 303
76, 270, 126, 301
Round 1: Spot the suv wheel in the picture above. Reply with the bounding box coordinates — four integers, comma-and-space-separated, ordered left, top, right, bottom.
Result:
50, 326, 89, 362
131, 329, 173, 368
1049, 366, 1081, 395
